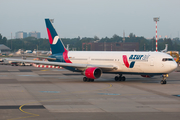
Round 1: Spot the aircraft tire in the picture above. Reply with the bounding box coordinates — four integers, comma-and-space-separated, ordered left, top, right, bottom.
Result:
163, 80, 167, 84
115, 76, 119, 81
90, 79, 94, 82
161, 80, 165, 84
83, 77, 87, 82
122, 76, 126, 81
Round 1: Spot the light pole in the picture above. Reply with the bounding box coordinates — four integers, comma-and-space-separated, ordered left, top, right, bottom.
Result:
36, 45, 38, 57
153, 17, 159, 52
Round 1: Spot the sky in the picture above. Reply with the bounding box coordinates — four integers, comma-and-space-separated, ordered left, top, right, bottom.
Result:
0, 0, 180, 39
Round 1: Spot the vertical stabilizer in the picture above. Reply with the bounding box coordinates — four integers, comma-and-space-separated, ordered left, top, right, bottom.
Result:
45, 18, 66, 54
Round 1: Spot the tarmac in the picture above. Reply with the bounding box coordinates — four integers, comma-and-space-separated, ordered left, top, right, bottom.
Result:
0, 64, 180, 120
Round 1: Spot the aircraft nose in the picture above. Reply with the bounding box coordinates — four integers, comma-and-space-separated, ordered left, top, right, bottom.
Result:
171, 62, 178, 70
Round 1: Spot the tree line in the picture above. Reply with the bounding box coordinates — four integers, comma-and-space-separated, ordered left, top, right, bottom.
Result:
0, 33, 180, 52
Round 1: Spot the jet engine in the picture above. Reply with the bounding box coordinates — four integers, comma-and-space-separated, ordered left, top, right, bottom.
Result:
84, 67, 102, 79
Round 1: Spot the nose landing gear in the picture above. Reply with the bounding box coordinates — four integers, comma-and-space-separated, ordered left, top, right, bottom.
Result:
161, 74, 168, 84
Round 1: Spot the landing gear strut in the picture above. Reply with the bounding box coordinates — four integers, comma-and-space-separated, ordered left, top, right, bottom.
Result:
161, 74, 168, 84
83, 77, 94, 82
114, 74, 126, 81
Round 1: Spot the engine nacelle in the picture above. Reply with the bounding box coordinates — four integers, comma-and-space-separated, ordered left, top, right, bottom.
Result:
141, 75, 154, 78
84, 67, 102, 79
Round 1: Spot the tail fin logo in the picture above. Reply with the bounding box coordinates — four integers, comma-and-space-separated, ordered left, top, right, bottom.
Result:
47, 28, 59, 45
52, 36, 60, 45
123, 55, 135, 68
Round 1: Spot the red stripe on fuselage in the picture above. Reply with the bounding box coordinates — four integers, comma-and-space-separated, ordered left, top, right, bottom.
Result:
63, 49, 72, 63
123, 55, 129, 68
47, 28, 53, 44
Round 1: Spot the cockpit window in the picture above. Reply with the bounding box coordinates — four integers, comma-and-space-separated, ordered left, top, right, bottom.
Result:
162, 58, 173, 61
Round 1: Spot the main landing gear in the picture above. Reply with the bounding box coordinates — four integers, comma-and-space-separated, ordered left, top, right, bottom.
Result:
160, 74, 168, 84
114, 74, 126, 81
83, 77, 94, 82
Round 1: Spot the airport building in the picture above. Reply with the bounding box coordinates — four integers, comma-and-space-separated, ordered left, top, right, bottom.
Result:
15, 31, 27, 39
0, 44, 11, 53
82, 42, 139, 51
29, 31, 41, 39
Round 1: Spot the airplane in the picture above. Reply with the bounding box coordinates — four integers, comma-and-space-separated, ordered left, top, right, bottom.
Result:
6, 18, 178, 84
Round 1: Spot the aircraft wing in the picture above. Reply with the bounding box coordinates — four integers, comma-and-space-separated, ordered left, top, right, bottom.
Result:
17, 55, 57, 61
5, 58, 117, 71
35, 56, 56, 61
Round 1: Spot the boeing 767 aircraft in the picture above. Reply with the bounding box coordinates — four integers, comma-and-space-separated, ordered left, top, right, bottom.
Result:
6, 18, 177, 84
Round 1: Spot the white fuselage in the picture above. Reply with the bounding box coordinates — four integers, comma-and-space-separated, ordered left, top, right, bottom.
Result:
68, 51, 177, 75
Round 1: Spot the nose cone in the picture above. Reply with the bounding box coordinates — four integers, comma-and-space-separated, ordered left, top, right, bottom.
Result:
171, 62, 178, 71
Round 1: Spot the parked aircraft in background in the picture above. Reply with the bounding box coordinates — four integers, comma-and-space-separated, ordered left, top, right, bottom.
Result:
24, 50, 32, 53
6, 19, 177, 84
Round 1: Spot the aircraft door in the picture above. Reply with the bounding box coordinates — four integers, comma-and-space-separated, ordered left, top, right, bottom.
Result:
88, 57, 90, 64
150, 57, 154, 66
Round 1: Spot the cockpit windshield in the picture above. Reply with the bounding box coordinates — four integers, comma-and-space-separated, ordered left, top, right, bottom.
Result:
162, 58, 174, 61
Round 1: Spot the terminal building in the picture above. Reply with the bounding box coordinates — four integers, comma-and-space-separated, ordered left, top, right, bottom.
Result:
29, 31, 41, 39
0, 44, 11, 53
15, 31, 41, 39
82, 42, 139, 51
15, 31, 27, 39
